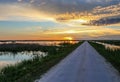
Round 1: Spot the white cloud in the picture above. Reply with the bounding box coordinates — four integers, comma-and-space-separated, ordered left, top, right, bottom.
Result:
0, 3, 54, 21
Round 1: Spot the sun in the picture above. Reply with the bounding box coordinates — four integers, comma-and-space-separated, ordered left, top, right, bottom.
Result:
64, 37, 73, 40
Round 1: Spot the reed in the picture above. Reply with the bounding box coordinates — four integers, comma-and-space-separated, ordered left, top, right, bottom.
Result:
89, 42, 120, 73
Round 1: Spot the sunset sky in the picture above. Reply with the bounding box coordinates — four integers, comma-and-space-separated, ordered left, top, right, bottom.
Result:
0, 0, 120, 40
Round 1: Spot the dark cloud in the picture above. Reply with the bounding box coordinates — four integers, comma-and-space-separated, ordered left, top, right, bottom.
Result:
83, 18, 120, 26
1, 0, 120, 14
30, 0, 120, 14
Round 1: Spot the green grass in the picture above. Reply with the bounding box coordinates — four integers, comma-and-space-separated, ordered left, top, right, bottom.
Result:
89, 42, 120, 73
0, 42, 82, 82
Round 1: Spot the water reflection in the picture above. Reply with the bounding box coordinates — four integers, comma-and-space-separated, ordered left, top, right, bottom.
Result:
0, 51, 47, 69
0, 41, 79, 70
95, 42, 120, 51
0, 41, 79, 46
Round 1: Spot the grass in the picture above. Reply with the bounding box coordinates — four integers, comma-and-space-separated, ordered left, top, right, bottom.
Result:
0, 42, 82, 82
0, 43, 57, 53
89, 42, 120, 73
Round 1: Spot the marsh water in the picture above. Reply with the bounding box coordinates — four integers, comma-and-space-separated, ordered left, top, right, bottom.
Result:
0, 40, 79, 46
95, 42, 120, 51
0, 51, 47, 70
0, 41, 79, 70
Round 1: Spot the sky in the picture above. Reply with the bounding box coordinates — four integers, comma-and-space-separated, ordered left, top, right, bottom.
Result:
0, 0, 120, 40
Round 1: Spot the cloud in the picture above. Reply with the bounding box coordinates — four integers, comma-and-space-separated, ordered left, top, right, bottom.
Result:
37, 26, 120, 40
84, 18, 120, 26
43, 26, 120, 36
94, 35, 120, 40
54, 3, 120, 25
55, 12, 92, 22
84, 3, 120, 25
18, 0, 23, 2
93, 3, 120, 14
0, 1, 120, 26
0, 3, 54, 21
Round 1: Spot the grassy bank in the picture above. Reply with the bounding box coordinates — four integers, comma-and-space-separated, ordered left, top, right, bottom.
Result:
0, 42, 82, 82
89, 42, 120, 73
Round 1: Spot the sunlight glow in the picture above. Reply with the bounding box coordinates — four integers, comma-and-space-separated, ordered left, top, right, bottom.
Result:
65, 30, 77, 34
71, 19, 88, 23
64, 37, 73, 40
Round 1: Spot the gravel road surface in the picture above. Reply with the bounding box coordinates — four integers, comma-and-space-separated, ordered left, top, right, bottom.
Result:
35, 41, 120, 82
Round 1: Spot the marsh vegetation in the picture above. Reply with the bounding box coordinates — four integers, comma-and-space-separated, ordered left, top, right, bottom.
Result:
0, 41, 81, 82
90, 41, 120, 73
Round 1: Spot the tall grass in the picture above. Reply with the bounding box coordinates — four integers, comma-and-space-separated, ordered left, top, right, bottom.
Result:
89, 42, 120, 73
0, 42, 82, 82
0, 43, 57, 53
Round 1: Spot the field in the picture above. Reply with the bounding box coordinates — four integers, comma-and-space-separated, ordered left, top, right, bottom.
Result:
0, 41, 82, 82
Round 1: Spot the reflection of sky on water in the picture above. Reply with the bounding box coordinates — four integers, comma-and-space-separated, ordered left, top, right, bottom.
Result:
0, 51, 47, 69
95, 42, 120, 51
0, 61, 16, 70
0, 41, 79, 46
0, 41, 78, 70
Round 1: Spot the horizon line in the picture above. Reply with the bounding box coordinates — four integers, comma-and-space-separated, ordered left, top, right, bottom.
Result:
0, 40, 120, 42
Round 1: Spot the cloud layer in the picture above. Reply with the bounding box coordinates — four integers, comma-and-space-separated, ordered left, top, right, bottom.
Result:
0, 0, 120, 40
0, 0, 120, 25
